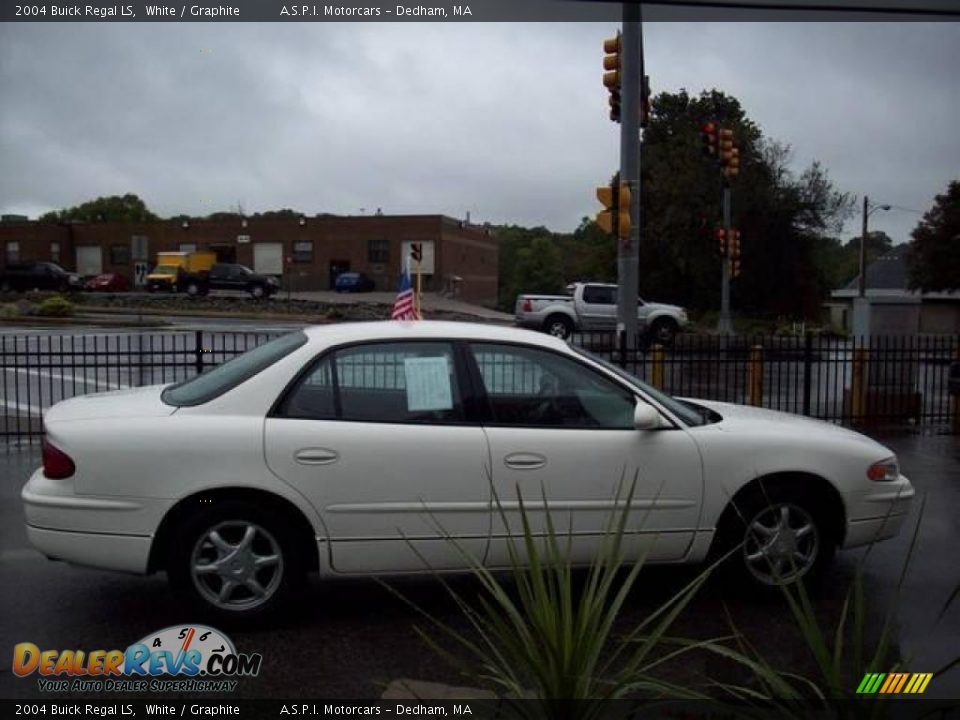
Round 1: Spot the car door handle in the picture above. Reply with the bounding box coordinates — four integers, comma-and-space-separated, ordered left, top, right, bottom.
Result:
294, 448, 339, 465
504, 453, 547, 471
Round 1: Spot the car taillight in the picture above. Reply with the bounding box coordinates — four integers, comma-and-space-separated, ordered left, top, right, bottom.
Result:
522, 298, 532, 312
42, 438, 75, 479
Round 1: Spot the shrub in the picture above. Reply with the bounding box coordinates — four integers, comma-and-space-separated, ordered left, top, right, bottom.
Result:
36, 295, 75, 317
0, 303, 19, 319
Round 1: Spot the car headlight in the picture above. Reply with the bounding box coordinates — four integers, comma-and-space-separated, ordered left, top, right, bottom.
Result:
867, 457, 899, 482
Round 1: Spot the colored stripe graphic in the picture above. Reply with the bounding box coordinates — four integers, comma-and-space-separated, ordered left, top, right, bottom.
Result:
858, 672, 933, 695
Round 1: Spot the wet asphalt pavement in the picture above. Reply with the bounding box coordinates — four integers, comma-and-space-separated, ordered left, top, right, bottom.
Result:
1, 431, 958, 701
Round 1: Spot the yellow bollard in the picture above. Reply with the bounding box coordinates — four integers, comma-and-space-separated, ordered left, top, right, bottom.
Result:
748, 345, 764, 407
650, 344, 665, 390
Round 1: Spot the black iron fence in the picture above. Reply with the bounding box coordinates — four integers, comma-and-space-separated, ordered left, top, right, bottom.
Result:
1, 329, 958, 444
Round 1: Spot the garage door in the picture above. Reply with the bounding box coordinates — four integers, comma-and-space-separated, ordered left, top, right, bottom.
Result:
76, 246, 103, 276
253, 243, 283, 276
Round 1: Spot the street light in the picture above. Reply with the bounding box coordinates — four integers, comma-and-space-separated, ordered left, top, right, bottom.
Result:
858, 196, 892, 298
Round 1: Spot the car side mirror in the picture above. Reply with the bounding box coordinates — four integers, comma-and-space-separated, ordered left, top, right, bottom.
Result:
633, 402, 662, 431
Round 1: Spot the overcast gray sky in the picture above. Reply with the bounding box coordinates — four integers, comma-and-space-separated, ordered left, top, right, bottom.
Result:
0, 21, 957, 246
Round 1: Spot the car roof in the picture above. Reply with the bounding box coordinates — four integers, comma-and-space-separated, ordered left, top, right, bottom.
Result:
302, 320, 572, 351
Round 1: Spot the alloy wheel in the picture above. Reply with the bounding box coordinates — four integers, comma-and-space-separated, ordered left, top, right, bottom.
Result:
742, 502, 819, 585
190, 520, 284, 611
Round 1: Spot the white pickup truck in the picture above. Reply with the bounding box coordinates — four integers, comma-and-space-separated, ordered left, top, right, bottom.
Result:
514, 282, 689, 342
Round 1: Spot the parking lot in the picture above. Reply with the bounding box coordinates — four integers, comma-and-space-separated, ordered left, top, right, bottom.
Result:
1, 431, 958, 700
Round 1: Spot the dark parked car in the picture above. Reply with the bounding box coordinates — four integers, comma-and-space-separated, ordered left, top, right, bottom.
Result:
181, 263, 279, 299
84, 273, 131, 292
0, 262, 83, 293
335, 272, 376, 293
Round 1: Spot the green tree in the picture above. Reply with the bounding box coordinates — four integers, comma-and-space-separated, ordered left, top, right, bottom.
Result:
636, 89, 853, 318
40, 194, 159, 223
907, 180, 960, 292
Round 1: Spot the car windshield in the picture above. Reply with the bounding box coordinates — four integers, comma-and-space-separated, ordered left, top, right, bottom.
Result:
161, 331, 307, 407
152, 265, 179, 274
571, 345, 706, 427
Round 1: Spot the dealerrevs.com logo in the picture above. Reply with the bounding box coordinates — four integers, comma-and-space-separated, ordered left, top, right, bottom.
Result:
13, 625, 262, 693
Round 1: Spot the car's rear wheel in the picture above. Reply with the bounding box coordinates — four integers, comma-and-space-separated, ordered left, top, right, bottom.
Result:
186, 282, 200, 297
714, 486, 835, 588
543, 314, 573, 340
168, 502, 302, 623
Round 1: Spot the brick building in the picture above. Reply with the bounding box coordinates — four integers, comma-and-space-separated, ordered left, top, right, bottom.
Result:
0, 214, 499, 306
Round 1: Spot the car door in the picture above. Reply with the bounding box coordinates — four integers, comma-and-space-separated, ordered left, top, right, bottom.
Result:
579, 286, 618, 330
264, 341, 491, 573
467, 342, 703, 568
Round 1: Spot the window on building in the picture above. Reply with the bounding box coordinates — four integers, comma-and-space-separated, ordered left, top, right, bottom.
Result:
110, 244, 130, 265
368, 238, 389, 264
293, 240, 313, 263
6, 241, 19, 264
179, 243, 196, 253
130, 235, 149, 261
50, 242, 60, 263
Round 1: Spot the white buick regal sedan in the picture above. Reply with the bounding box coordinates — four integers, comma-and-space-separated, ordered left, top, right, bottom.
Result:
23, 322, 914, 621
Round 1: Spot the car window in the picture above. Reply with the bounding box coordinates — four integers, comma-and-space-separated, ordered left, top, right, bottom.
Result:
162, 331, 307, 407
276, 341, 465, 424
570, 346, 705, 427
582, 286, 616, 304
470, 343, 635, 429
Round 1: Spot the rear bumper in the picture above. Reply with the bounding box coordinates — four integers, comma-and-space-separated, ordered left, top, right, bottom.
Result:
26, 525, 151, 574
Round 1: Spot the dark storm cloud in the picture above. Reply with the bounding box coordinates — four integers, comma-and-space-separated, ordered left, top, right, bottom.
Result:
0, 21, 957, 246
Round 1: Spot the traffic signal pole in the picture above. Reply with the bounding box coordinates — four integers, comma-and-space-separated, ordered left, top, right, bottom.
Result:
718, 182, 733, 335
617, 5, 641, 348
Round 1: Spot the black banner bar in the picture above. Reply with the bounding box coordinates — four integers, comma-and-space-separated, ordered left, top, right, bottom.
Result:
2, 0, 960, 23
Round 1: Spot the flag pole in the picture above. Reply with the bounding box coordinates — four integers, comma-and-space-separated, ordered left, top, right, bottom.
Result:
415, 258, 422, 319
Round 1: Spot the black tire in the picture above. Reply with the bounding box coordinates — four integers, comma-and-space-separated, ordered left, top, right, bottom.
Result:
250, 285, 265, 299
649, 318, 679, 346
543, 314, 573, 340
167, 501, 304, 625
713, 484, 836, 590
186, 282, 201, 297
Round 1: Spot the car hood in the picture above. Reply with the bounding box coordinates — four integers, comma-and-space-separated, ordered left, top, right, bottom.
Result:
686, 398, 877, 443
45, 384, 177, 423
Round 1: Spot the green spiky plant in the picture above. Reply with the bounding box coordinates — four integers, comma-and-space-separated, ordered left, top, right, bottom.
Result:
382, 472, 737, 720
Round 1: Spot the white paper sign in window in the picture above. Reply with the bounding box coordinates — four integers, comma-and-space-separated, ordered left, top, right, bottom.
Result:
403, 356, 453, 411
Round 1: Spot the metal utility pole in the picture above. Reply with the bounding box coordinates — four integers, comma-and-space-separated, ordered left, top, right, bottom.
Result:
617, 4, 642, 349
858, 195, 869, 298
717, 183, 733, 334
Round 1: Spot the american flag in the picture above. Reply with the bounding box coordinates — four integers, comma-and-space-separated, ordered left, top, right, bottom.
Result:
391, 267, 418, 320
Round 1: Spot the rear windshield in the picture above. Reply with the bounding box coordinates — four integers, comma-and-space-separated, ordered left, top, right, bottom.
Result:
162, 331, 307, 407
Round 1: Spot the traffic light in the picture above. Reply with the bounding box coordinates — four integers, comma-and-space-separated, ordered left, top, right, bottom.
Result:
701, 123, 717, 159
730, 229, 742, 258
715, 228, 727, 256
640, 74, 651, 128
596, 182, 618, 236
603, 34, 622, 123
723, 146, 740, 178
596, 178, 632, 242
718, 128, 734, 164
411, 243, 423, 263
616, 182, 631, 243
730, 256, 741, 278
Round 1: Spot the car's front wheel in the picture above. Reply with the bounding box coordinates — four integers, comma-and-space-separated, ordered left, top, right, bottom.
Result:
715, 486, 835, 588
186, 282, 201, 297
649, 318, 679, 345
250, 285, 265, 299
168, 502, 302, 623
